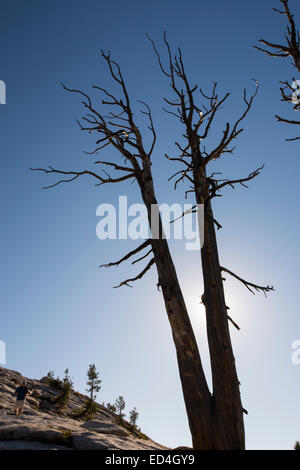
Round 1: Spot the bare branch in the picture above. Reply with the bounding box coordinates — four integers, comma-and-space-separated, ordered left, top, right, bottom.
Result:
137, 100, 157, 156
254, 44, 290, 58
114, 258, 155, 288
132, 249, 153, 265
205, 81, 258, 165
93, 159, 136, 173
206, 211, 223, 230
275, 114, 300, 141
30, 165, 136, 189
220, 266, 275, 296
255, 0, 300, 72
146, 33, 172, 78
170, 204, 197, 224
99, 240, 151, 268
165, 154, 191, 165
227, 315, 240, 331
286, 135, 300, 141
275, 114, 300, 125
210, 165, 265, 196
199, 91, 231, 140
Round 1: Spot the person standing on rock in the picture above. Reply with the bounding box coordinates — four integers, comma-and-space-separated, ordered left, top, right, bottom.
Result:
14, 380, 30, 415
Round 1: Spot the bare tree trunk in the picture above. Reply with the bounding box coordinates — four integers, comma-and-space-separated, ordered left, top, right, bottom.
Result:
194, 166, 245, 449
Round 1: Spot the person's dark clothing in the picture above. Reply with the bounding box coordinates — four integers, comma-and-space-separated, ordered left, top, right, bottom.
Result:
15, 386, 29, 401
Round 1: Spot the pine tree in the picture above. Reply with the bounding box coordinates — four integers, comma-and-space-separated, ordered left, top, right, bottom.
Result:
63, 368, 73, 388
129, 406, 139, 429
294, 441, 300, 450
54, 368, 73, 409
86, 364, 101, 401
114, 396, 126, 420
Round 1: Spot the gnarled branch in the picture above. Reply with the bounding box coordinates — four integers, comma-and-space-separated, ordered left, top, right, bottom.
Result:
205, 82, 259, 165
210, 165, 265, 196
30, 166, 136, 189
220, 266, 275, 297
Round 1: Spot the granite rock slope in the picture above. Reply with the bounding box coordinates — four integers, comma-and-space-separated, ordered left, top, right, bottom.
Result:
0, 366, 167, 450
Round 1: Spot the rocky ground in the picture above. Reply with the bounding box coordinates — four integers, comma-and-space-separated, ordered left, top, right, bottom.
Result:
0, 366, 168, 450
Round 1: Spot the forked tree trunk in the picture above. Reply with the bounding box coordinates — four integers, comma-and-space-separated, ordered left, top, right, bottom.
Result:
138, 160, 216, 449
139, 158, 244, 449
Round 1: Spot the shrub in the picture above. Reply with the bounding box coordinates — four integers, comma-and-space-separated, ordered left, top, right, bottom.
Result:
44, 371, 63, 390
73, 399, 99, 421
114, 416, 149, 440
57, 428, 73, 446
53, 369, 73, 409
106, 402, 117, 413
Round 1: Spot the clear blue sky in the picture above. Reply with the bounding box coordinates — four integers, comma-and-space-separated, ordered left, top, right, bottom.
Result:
1, 0, 300, 450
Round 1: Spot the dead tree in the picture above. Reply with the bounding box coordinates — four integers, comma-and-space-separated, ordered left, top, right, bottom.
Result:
148, 34, 274, 450
255, 0, 300, 141
32, 50, 216, 449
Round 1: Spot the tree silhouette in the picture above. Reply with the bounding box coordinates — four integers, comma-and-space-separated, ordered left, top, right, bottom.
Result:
147, 33, 274, 449
255, 0, 300, 141
86, 364, 101, 401
114, 396, 126, 419
129, 406, 139, 429
32, 43, 273, 449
